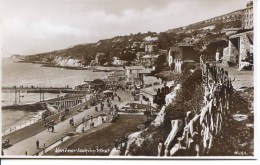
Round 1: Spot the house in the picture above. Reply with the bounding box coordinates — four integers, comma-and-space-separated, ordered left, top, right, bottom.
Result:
112, 57, 127, 66
140, 54, 159, 67
136, 52, 146, 62
139, 81, 174, 107
125, 66, 145, 86
145, 45, 158, 54
138, 68, 161, 86
167, 43, 199, 72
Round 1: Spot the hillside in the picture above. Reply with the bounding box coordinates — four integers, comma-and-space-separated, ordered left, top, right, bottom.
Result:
17, 10, 242, 68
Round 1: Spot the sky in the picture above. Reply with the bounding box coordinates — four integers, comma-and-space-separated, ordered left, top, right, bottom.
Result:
0, 0, 249, 56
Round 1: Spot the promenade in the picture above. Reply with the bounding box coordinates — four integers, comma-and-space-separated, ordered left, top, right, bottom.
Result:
3, 90, 132, 156
216, 63, 254, 90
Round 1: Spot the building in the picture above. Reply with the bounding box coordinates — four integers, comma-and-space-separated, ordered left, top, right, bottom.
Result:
139, 81, 174, 107
136, 52, 146, 62
242, 1, 253, 29
138, 68, 161, 86
145, 45, 158, 54
140, 54, 159, 67
112, 57, 127, 66
224, 1, 254, 69
168, 43, 199, 72
125, 66, 145, 85
227, 30, 253, 68
222, 28, 241, 35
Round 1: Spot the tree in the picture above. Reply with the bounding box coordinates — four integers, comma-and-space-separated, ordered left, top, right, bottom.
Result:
154, 54, 167, 73
157, 32, 176, 49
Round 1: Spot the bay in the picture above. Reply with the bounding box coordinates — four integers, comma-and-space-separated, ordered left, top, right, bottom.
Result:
1, 57, 108, 130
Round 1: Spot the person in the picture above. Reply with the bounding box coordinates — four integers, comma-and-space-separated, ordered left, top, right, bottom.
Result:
36, 140, 40, 149
25, 150, 28, 156
52, 125, 54, 132
82, 126, 85, 133
115, 139, 119, 148
215, 50, 220, 63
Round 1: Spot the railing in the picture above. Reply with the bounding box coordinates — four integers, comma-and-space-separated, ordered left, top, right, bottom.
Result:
2, 115, 42, 136
158, 59, 233, 156
2, 94, 93, 136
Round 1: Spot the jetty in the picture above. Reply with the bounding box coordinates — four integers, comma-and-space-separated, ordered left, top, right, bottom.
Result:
2, 86, 87, 94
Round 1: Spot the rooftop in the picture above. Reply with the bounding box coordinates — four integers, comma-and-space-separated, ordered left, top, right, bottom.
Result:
125, 66, 145, 70
139, 68, 154, 74
141, 55, 160, 59
140, 81, 174, 96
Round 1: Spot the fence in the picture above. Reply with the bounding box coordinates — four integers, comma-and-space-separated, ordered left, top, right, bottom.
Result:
158, 59, 234, 156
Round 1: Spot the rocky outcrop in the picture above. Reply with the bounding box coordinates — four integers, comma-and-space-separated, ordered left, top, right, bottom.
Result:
53, 57, 83, 67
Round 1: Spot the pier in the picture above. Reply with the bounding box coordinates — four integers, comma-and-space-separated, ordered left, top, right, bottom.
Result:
2, 86, 87, 94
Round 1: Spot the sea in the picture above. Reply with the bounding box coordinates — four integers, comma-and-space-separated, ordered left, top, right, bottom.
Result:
1, 57, 107, 130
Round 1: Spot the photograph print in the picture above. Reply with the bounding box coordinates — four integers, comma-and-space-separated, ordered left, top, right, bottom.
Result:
0, 0, 255, 158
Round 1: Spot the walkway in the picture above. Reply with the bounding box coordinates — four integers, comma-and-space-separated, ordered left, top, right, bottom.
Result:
3, 90, 132, 156
216, 63, 253, 90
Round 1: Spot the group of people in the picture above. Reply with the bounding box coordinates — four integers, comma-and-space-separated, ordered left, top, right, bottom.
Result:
114, 137, 128, 154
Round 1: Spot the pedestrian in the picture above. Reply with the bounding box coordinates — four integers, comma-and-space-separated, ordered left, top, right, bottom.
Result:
25, 150, 28, 156
36, 140, 40, 149
215, 50, 220, 63
115, 139, 118, 148
82, 126, 85, 133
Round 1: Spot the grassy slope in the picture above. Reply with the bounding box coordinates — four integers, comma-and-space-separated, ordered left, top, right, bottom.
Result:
60, 114, 146, 156
209, 88, 254, 156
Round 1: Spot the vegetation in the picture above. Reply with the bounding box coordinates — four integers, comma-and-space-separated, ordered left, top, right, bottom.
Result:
128, 64, 205, 156
61, 114, 146, 156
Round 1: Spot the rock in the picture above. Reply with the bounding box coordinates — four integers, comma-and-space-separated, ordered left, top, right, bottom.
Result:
232, 114, 248, 121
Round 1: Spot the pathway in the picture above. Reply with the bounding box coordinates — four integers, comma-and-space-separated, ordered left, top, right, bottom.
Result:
3, 90, 132, 156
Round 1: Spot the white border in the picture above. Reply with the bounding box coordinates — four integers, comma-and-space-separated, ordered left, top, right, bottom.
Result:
1, 0, 260, 162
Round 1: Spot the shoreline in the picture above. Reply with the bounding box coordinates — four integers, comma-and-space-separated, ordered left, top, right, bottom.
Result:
16, 59, 127, 72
